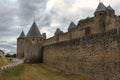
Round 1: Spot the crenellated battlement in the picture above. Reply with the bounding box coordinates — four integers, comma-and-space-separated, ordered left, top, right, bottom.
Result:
43, 28, 120, 80
44, 28, 119, 47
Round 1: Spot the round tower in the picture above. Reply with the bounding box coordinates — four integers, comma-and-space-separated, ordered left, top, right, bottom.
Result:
17, 30, 25, 59
24, 21, 43, 63
68, 22, 76, 39
106, 5, 115, 17
68, 22, 76, 32
94, 2, 107, 32
55, 28, 63, 42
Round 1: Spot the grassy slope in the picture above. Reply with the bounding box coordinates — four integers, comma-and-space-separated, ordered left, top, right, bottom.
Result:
0, 50, 9, 67
0, 55, 8, 67
0, 64, 91, 80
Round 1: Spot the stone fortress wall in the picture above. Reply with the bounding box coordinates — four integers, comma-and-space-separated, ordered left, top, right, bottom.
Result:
43, 28, 120, 80
43, 27, 86, 46
17, 2, 120, 80
41, 3, 120, 80
43, 13, 120, 46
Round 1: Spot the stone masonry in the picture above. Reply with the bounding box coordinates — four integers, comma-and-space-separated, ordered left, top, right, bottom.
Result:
17, 2, 120, 80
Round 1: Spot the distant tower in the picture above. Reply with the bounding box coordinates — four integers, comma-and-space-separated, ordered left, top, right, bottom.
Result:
68, 22, 76, 39
106, 5, 115, 17
55, 28, 63, 42
17, 30, 25, 59
24, 21, 43, 63
68, 22, 76, 31
55, 28, 63, 35
94, 2, 107, 32
42, 33, 46, 40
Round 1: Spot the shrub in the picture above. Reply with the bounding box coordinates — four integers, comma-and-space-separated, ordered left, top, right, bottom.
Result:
77, 17, 94, 26
5, 54, 12, 57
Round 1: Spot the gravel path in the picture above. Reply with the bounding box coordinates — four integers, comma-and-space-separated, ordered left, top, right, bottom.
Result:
0, 58, 23, 70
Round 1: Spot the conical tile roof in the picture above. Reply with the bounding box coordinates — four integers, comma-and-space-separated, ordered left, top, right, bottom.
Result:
68, 22, 76, 29
107, 6, 114, 10
19, 30, 25, 38
95, 2, 106, 12
27, 21, 42, 38
42, 33, 46, 39
55, 28, 61, 34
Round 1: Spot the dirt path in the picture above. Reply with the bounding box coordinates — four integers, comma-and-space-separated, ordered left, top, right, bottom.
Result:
0, 58, 23, 70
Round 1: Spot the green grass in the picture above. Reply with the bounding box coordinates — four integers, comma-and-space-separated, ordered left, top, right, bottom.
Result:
0, 64, 91, 80
0, 64, 24, 80
2, 64, 24, 76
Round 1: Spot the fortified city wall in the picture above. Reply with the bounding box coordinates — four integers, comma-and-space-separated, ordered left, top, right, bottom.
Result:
43, 28, 120, 80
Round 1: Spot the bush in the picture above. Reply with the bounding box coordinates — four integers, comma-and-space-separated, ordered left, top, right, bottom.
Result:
12, 54, 16, 57
5, 54, 12, 57
5, 54, 16, 58
77, 17, 94, 26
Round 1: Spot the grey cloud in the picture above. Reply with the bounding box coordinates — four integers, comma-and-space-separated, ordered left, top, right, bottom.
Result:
36, 13, 51, 28
0, 44, 16, 54
48, 6, 93, 30
0, 44, 15, 49
0, 0, 119, 54
0, 41, 7, 43
80, 8, 94, 18
0, 40, 16, 54
18, 0, 48, 23
0, 0, 20, 54
8, 0, 51, 54
113, 2, 120, 15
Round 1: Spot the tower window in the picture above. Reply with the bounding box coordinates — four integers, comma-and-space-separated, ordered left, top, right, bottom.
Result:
31, 38, 35, 43
100, 13, 102, 16
33, 39, 35, 41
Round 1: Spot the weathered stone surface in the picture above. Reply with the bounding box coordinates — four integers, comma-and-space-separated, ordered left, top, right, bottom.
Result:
43, 29, 120, 80
17, 38, 25, 59
16, 2, 120, 80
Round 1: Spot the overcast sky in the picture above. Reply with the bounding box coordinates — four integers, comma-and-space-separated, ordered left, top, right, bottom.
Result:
0, 0, 119, 54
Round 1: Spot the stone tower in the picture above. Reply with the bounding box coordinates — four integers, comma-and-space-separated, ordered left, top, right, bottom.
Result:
24, 21, 43, 63
68, 22, 76, 31
42, 33, 46, 40
94, 2, 107, 32
68, 22, 76, 39
106, 5, 115, 17
55, 28, 63, 42
17, 30, 25, 59
94, 2, 116, 33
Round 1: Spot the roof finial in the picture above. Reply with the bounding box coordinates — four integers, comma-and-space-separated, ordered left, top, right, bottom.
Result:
99, 0, 103, 3
22, 29, 24, 32
19, 30, 25, 38
109, 0, 110, 6
33, 16, 36, 22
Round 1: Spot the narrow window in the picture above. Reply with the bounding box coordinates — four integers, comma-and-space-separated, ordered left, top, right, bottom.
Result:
33, 39, 35, 41
100, 13, 102, 16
